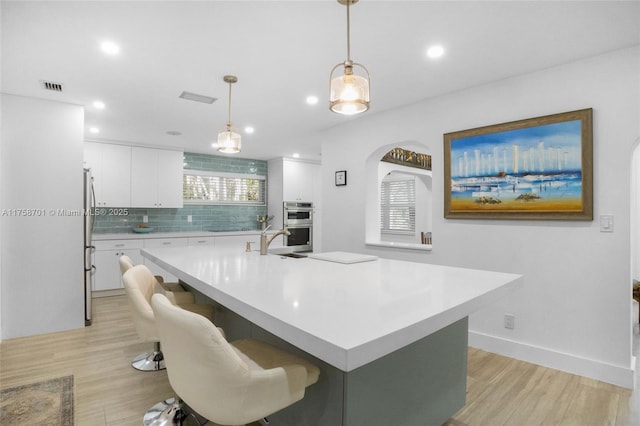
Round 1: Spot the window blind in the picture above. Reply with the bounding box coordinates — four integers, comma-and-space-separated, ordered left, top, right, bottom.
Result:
183, 170, 266, 205
380, 177, 416, 234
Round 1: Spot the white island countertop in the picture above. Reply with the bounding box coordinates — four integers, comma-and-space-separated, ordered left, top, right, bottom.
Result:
142, 246, 522, 371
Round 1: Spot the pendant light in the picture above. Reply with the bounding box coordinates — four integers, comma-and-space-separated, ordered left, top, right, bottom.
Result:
217, 75, 241, 154
329, 0, 370, 115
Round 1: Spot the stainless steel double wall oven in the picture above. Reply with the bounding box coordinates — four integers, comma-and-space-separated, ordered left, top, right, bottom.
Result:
283, 201, 313, 252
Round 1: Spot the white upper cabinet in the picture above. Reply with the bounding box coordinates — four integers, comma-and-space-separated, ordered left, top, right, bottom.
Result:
85, 143, 183, 208
131, 147, 183, 208
84, 142, 131, 207
283, 160, 319, 202
269, 158, 320, 203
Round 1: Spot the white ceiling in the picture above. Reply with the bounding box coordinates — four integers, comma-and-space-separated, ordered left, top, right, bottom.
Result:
2, 1, 639, 161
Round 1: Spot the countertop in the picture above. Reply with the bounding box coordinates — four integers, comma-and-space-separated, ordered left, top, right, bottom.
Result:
93, 230, 264, 241
141, 246, 523, 372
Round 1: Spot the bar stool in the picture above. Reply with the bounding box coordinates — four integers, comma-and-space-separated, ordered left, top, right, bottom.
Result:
149, 293, 320, 426
119, 255, 188, 295
122, 265, 216, 371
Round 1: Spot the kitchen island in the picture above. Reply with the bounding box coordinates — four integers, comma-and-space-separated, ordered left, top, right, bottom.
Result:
142, 246, 522, 426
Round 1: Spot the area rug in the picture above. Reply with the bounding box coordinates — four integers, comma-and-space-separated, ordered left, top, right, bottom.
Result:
0, 375, 74, 426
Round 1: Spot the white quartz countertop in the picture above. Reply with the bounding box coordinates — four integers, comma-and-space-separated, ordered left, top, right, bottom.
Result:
141, 246, 522, 371
93, 230, 263, 241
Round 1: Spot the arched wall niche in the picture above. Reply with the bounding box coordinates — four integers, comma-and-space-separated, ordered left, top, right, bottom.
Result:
364, 141, 433, 248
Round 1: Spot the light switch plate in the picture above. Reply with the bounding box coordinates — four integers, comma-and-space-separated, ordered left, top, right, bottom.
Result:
599, 215, 613, 232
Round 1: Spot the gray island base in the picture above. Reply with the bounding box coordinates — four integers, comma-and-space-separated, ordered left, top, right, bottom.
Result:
244, 316, 468, 426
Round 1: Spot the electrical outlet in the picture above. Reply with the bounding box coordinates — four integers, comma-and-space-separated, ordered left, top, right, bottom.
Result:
504, 314, 515, 330
187, 215, 192, 223
143, 215, 148, 223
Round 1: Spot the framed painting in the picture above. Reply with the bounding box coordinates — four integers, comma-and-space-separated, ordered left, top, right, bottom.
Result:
444, 108, 593, 220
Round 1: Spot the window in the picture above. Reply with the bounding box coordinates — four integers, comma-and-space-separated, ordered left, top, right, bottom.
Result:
380, 176, 415, 234
183, 170, 266, 205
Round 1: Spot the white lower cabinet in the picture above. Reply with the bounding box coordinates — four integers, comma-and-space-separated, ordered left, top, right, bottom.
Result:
93, 234, 271, 294
188, 236, 215, 246
93, 239, 144, 292
143, 238, 189, 282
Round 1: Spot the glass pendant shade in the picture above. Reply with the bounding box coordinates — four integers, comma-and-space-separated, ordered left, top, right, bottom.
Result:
216, 75, 241, 154
329, 0, 370, 115
329, 62, 370, 115
217, 127, 241, 154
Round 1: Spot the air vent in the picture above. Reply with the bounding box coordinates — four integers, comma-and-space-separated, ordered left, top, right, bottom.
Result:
179, 91, 217, 104
40, 80, 64, 92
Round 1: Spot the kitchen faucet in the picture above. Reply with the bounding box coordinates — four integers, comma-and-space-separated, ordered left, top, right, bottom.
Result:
260, 225, 290, 255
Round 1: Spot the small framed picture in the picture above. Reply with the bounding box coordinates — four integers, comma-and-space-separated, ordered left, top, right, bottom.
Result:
335, 170, 347, 186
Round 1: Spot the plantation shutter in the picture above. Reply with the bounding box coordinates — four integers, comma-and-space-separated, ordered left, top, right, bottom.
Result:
183, 171, 266, 205
380, 177, 416, 234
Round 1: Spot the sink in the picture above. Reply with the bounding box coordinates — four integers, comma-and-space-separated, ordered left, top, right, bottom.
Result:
276, 252, 308, 259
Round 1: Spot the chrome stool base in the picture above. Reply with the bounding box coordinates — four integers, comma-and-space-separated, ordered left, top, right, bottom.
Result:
131, 351, 165, 371
132, 341, 166, 371
143, 398, 202, 426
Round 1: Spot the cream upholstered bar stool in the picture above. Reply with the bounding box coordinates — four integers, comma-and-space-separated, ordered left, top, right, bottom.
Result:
122, 264, 216, 371
149, 293, 320, 426
119, 255, 188, 296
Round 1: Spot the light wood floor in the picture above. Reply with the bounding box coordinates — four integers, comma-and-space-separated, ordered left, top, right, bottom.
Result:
1, 295, 638, 426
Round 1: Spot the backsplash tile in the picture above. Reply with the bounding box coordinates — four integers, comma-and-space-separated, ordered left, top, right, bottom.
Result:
94, 152, 268, 234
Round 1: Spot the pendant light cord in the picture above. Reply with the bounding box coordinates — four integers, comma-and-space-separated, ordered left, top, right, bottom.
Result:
227, 82, 232, 128
346, 0, 351, 61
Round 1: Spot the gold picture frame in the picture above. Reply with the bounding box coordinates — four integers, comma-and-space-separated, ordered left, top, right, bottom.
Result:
444, 108, 593, 220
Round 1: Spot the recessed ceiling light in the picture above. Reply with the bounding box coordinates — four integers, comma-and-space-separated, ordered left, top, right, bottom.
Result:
306, 95, 319, 105
88, 127, 100, 134
292, 153, 300, 158
426, 45, 445, 59
244, 126, 255, 134
93, 101, 105, 109
100, 41, 120, 55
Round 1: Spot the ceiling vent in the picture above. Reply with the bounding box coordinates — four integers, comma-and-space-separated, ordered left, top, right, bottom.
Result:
179, 91, 217, 104
40, 80, 64, 92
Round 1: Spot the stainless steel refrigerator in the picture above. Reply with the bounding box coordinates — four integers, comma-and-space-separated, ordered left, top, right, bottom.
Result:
83, 168, 95, 326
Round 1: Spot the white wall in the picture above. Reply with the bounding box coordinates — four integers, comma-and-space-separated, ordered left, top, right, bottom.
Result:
318, 47, 640, 387
1, 94, 85, 338
633, 142, 640, 281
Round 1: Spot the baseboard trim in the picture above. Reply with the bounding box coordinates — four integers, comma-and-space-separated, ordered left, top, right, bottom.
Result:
92, 289, 125, 298
469, 331, 635, 389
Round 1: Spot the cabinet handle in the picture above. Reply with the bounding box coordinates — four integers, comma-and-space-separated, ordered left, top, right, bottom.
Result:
115, 244, 125, 247
162, 242, 171, 245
